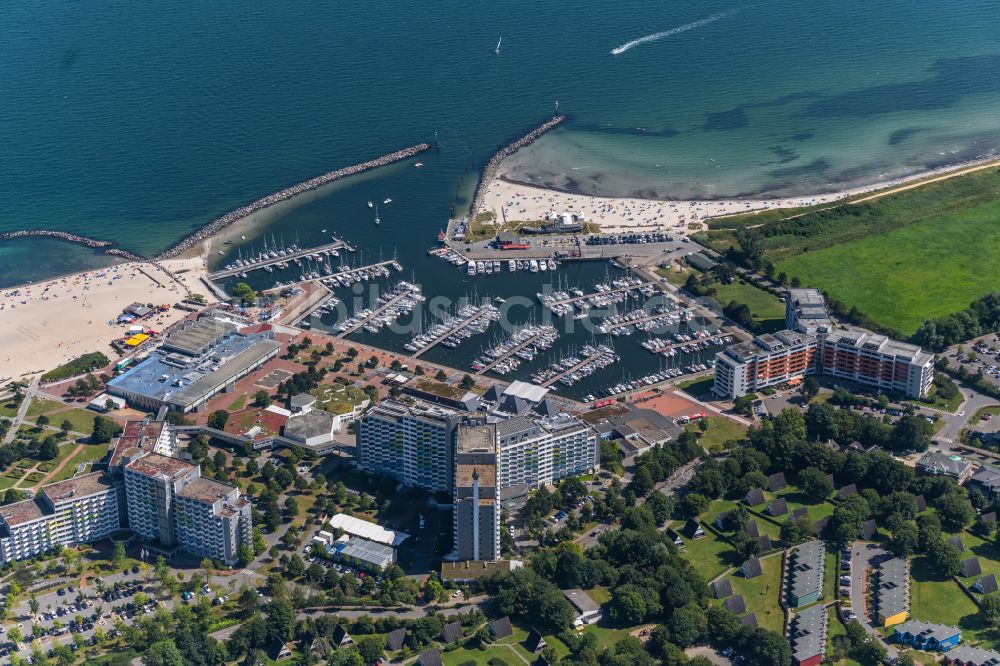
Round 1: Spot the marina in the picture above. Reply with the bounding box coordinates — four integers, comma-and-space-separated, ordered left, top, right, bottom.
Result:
407, 303, 501, 358
596, 304, 689, 336
260, 258, 403, 292
472, 324, 560, 375
209, 239, 351, 280
538, 276, 657, 316
533, 344, 620, 387
333, 281, 424, 338
639, 331, 733, 357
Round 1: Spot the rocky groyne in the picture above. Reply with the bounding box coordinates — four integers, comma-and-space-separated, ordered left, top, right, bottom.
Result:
155, 143, 431, 260
0, 229, 115, 249
468, 115, 567, 218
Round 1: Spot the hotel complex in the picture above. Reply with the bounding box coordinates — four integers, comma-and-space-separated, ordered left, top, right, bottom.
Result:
356, 385, 600, 561
714, 290, 933, 399
0, 419, 251, 567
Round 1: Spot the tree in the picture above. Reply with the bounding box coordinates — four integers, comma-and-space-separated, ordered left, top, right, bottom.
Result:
207, 410, 230, 430
424, 579, 445, 602
356, 636, 386, 663
982, 594, 1000, 628
927, 538, 962, 577
36, 414, 50, 429
936, 491, 975, 531
232, 282, 256, 304
668, 604, 707, 647
28, 595, 39, 615
253, 390, 271, 408
733, 394, 756, 416
801, 376, 820, 401
286, 554, 305, 578
434, 369, 448, 382
797, 467, 833, 499
39, 438, 59, 460
460, 374, 476, 390
91, 415, 122, 443
889, 414, 932, 452
238, 543, 254, 567
143, 639, 185, 666
112, 541, 126, 568
680, 493, 709, 518
888, 523, 919, 557
741, 628, 792, 666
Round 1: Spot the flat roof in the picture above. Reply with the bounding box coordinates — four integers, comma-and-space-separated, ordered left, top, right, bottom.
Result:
284, 409, 336, 441
162, 318, 237, 356
170, 339, 280, 407
328, 513, 409, 547
125, 452, 197, 480
177, 476, 236, 504
336, 536, 394, 565
562, 588, 601, 614
0, 498, 47, 527
43, 472, 114, 504
503, 381, 549, 404
110, 419, 167, 467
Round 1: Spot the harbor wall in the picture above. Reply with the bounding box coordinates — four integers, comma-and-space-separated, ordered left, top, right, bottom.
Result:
467, 115, 567, 219
155, 143, 431, 260
0, 229, 116, 249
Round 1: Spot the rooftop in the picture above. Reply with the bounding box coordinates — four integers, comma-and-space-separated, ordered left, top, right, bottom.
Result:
43, 472, 114, 504
336, 536, 394, 566
0, 498, 47, 527
502, 380, 549, 404
177, 476, 237, 505
825, 326, 934, 366
161, 318, 237, 356
125, 452, 197, 480
109, 419, 168, 468
562, 588, 601, 614
284, 409, 336, 441
328, 513, 409, 547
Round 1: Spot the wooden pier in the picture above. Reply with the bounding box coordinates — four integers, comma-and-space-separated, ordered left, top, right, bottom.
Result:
541, 282, 655, 310
261, 259, 402, 292
336, 287, 416, 339
412, 306, 494, 358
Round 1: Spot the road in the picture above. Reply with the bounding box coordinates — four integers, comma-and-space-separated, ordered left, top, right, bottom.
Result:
848, 542, 898, 660
3, 376, 39, 445
929, 387, 999, 447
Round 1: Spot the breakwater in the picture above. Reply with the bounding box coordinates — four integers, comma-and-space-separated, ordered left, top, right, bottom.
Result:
0, 229, 115, 249
468, 115, 567, 218
155, 143, 431, 260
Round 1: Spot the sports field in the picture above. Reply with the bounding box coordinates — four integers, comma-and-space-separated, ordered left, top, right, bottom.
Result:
777, 198, 1000, 334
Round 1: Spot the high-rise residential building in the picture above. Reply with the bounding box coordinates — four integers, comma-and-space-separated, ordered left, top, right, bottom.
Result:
785, 288, 833, 335
712, 326, 933, 400
821, 328, 934, 399
0, 473, 120, 564
713, 330, 819, 398
496, 414, 599, 488
356, 399, 460, 493
453, 423, 500, 562
124, 451, 251, 566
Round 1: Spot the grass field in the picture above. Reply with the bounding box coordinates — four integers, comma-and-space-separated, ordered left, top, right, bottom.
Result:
46, 444, 110, 483
25, 398, 65, 418
724, 554, 784, 633
777, 197, 1000, 334
909, 557, 986, 644
677, 376, 715, 399
39, 408, 97, 435
712, 280, 787, 332
687, 417, 748, 453
680, 529, 739, 581
826, 607, 862, 666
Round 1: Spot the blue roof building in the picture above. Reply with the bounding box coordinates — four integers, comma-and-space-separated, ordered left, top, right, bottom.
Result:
893, 620, 961, 652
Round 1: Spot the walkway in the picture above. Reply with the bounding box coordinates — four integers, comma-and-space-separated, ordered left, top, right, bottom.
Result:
3, 376, 39, 445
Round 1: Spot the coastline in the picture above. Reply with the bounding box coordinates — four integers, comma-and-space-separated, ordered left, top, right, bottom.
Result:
482, 154, 1000, 233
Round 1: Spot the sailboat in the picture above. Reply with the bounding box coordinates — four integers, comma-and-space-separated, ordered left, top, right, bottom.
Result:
367, 201, 373, 208
374, 205, 381, 226
495, 37, 502, 54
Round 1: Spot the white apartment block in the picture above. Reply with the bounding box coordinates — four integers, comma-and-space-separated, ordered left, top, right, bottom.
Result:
496, 414, 599, 489
356, 400, 458, 493
124, 452, 200, 548
0, 473, 120, 564
174, 477, 252, 565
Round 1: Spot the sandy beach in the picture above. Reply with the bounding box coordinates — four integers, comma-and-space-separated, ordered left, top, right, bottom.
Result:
483, 155, 1000, 234
0, 257, 212, 382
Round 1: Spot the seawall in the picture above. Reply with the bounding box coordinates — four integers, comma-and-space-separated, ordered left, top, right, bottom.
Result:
468, 115, 567, 219
0, 229, 116, 249
155, 143, 431, 260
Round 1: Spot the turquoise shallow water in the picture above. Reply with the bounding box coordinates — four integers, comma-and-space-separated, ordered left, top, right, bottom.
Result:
1, 0, 999, 284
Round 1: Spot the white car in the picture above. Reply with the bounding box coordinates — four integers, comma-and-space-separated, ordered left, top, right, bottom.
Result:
452, 590, 462, 598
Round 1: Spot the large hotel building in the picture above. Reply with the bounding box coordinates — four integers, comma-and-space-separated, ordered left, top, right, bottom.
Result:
0, 419, 252, 567
713, 289, 934, 400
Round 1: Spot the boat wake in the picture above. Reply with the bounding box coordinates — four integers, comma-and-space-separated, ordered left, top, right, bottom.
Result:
611, 11, 735, 55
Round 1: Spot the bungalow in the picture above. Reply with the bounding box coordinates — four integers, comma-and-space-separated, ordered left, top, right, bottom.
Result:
915, 494, 928, 512
742, 558, 763, 579
837, 484, 858, 500
768, 498, 789, 517
418, 648, 443, 666
711, 578, 733, 599
724, 595, 747, 614
441, 621, 464, 644
266, 640, 293, 662
745, 488, 766, 506
563, 588, 603, 627
739, 613, 758, 629
525, 629, 548, 653
714, 510, 736, 531
743, 520, 761, 538
962, 557, 983, 578
386, 628, 407, 652
768, 472, 787, 492
859, 519, 877, 540
682, 519, 705, 540
790, 507, 810, 521
944, 645, 1000, 665
974, 574, 998, 595
490, 617, 513, 640
893, 620, 961, 652
666, 528, 685, 548
949, 536, 966, 552
969, 468, 1000, 498
332, 625, 353, 648
758, 534, 774, 551
916, 452, 975, 484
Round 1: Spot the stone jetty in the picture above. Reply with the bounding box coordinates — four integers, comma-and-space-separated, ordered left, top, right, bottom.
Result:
468, 115, 567, 218
0, 229, 115, 249
156, 143, 431, 260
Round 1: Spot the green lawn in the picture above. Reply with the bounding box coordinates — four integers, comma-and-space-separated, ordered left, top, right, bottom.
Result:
909, 557, 988, 644
46, 444, 110, 483
909, 384, 964, 413
712, 280, 787, 331
723, 554, 784, 633
0, 476, 17, 491
25, 398, 65, 418
34, 408, 97, 435
226, 394, 246, 411
827, 607, 863, 666
777, 197, 1000, 334
679, 529, 740, 581
687, 417, 748, 453
677, 376, 716, 399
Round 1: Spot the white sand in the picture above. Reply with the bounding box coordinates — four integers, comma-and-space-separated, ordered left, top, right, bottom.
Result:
0, 257, 212, 382
481, 155, 1000, 234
